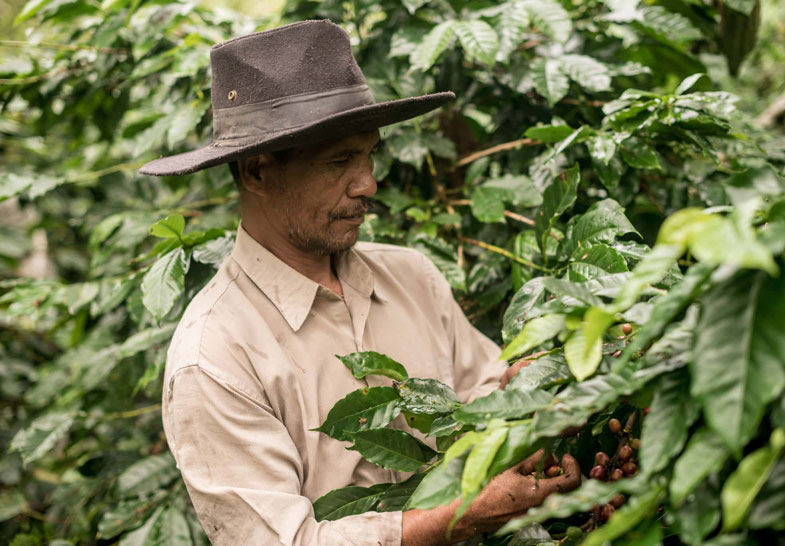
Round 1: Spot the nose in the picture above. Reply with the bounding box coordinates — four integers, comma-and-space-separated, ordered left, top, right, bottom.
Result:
346, 157, 377, 198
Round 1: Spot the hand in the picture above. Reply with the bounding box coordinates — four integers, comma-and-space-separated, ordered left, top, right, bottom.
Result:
401, 450, 581, 546
499, 351, 550, 390
461, 449, 582, 534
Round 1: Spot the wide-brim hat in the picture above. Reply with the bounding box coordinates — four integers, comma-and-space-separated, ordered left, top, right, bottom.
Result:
139, 20, 455, 176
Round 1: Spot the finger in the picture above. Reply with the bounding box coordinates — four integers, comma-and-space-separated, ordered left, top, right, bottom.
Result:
539, 454, 582, 495
513, 449, 544, 475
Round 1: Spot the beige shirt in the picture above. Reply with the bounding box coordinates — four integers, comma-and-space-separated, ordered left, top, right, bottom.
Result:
162, 225, 505, 546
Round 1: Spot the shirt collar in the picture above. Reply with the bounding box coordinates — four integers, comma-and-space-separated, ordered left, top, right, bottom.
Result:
230, 224, 384, 332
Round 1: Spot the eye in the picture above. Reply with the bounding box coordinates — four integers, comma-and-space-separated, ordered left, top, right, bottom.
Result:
329, 156, 350, 166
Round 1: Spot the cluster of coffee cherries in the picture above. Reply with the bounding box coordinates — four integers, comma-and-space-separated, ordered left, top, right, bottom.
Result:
588, 416, 641, 522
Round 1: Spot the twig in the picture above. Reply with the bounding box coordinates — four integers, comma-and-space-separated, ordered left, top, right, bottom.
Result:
459, 236, 550, 271
562, 97, 607, 107
106, 404, 162, 420
0, 39, 127, 54
426, 151, 464, 269
455, 138, 540, 167
756, 89, 785, 128
0, 67, 70, 85
504, 210, 535, 226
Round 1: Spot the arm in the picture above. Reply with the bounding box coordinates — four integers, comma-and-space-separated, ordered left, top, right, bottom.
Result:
402, 451, 581, 545
164, 365, 401, 546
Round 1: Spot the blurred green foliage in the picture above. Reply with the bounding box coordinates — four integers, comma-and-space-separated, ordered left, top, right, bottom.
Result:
0, 0, 784, 544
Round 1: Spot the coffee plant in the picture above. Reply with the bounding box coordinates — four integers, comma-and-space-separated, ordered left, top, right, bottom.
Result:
1, 0, 784, 544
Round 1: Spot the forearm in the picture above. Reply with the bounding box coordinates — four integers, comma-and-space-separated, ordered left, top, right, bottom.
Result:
401, 499, 484, 546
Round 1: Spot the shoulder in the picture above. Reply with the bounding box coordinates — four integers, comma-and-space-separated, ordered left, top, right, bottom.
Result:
164, 259, 275, 396
353, 241, 436, 275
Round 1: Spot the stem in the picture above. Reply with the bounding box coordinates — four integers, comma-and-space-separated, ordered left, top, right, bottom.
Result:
459, 236, 550, 272
503, 210, 535, 226
455, 138, 540, 167
106, 404, 162, 420
0, 39, 127, 54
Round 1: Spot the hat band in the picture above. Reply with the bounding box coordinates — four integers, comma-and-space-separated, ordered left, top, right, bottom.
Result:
212, 84, 375, 147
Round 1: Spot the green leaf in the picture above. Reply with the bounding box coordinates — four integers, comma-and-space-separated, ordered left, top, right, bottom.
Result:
639, 370, 696, 475
503, 278, 547, 343
0, 490, 27, 522
564, 307, 614, 381
407, 455, 465, 509
377, 474, 425, 512
721, 429, 785, 531
351, 429, 436, 472
531, 58, 569, 105
148, 214, 185, 240
167, 101, 209, 149
581, 485, 666, 546
461, 427, 508, 495
314, 386, 401, 441
116, 454, 179, 499
454, 20, 499, 66
691, 270, 785, 454
638, 6, 702, 42
149, 506, 192, 546
586, 133, 618, 165
506, 353, 572, 391
521, 0, 572, 43
559, 54, 611, 92
670, 427, 730, 506
482, 175, 542, 207
396, 378, 461, 414
410, 21, 456, 70
499, 314, 565, 361
10, 410, 76, 466
98, 494, 167, 539
748, 454, 785, 530
564, 199, 639, 258
454, 389, 553, 424
569, 243, 628, 281
337, 351, 409, 382
675, 73, 705, 95
118, 505, 164, 546
13, 0, 56, 24
670, 479, 721, 545
535, 165, 579, 255
470, 186, 506, 223
620, 140, 660, 170
524, 124, 574, 143
722, 0, 757, 15
141, 248, 188, 323
313, 486, 382, 521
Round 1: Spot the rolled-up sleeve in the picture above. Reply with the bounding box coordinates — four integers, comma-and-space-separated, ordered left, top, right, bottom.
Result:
164, 365, 402, 546
419, 255, 507, 403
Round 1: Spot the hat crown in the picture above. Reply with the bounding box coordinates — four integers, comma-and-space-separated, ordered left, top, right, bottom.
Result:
210, 20, 367, 111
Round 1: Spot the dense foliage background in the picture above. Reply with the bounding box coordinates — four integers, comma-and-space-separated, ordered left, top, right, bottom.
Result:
1, 0, 784, 544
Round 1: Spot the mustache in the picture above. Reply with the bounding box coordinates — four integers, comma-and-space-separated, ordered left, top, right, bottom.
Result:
329, 197, 373, 221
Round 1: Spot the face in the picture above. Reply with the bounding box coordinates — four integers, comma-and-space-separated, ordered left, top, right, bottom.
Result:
252, 130, 380, 256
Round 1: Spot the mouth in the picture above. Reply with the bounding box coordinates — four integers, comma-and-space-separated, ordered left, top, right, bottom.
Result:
337, 213, 366, 225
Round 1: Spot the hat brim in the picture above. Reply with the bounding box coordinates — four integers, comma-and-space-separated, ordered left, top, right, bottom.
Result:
139, 91, 455, 176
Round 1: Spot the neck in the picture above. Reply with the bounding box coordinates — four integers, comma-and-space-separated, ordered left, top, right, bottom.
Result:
240, 209, 343, 296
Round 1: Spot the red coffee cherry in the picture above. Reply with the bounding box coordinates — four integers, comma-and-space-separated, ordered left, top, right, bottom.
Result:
610, 494, 625, 508
595, 452, 610, 466
609, 418, 622, 434
600, 504, 616, 522
545, 465, 562, 478
590, 465, 607, 480
621, 323, 633, 335
610, 468, 624, 481
622, 461, 637, 476
619, 445, 633, 462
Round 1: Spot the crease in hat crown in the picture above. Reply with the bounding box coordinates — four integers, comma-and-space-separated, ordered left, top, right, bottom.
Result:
138, 19, 455, 177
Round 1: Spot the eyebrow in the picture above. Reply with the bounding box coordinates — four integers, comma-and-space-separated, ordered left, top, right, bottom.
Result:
321, 140, 380, 159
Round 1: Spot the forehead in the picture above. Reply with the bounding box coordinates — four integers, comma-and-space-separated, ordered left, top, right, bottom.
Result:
297, 129, 380, 159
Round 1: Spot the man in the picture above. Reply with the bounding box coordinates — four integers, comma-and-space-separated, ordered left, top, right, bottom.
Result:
140, 20, 580, 546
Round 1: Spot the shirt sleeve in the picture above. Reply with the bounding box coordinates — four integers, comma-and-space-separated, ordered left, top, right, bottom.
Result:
163, 364, 402, 546
419, 255, 507, 403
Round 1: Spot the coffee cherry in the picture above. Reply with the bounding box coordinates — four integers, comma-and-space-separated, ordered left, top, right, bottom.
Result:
590, 465, 607, 480
610, 468, 624, 481
609, 418, 622, 434
566, 526, 583, 540
630, 438, 641, 450
610, 494, 625, 508
599, 504, 616, 522
595, 452, 610, 466
643, 407, 651, 416
621, 323, 633, 335
622, 461, 637, 476
545, 465, 562, 478
619, 445, 633, 462
612, 350, 622, 358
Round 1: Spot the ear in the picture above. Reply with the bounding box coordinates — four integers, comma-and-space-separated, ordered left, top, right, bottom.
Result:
237, 153, 279, 195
